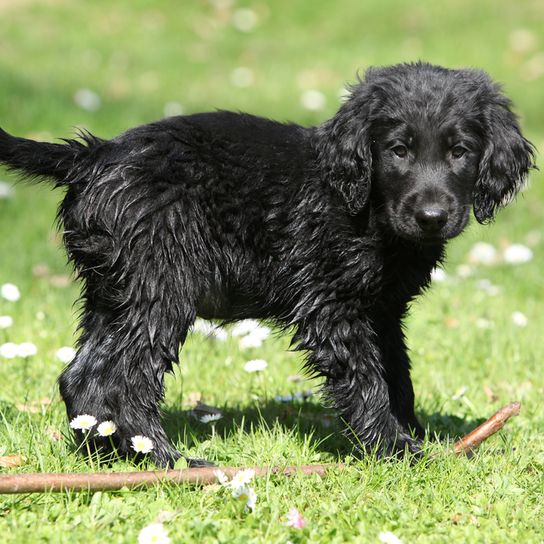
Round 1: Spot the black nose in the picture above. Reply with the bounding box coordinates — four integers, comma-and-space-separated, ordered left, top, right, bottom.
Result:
415, 207, 448, 233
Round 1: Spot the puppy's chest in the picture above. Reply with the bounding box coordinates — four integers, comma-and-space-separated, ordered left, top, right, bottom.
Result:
376, 244, 443, 306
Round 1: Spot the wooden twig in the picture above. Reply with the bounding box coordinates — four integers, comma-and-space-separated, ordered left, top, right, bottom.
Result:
0, 402, 521, 494
452, 401, 521, 455
0, 464, 340, 494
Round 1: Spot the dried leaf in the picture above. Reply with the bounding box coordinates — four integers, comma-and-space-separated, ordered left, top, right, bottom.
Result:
0, 455, 25, 468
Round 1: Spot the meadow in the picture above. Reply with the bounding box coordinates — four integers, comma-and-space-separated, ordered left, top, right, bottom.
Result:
0, 0, 543, 542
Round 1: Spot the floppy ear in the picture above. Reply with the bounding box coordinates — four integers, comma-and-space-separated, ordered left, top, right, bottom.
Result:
315, 82, 374, 215
473, 88, 535, 223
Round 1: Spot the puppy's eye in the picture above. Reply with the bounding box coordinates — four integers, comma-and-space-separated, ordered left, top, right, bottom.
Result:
451, 145, 467, 159
391, 145, 408, 158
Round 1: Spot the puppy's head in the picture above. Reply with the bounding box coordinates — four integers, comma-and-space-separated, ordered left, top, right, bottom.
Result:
316, 62, 535, 243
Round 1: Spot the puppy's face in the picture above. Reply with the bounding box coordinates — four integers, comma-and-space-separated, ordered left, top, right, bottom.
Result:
317, 63, 534, 242
371, 116, 481, 243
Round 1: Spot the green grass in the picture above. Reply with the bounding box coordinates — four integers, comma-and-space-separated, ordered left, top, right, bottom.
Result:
1, 0, 543, 542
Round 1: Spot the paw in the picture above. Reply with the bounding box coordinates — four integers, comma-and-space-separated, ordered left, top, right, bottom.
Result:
185, 457, 217, 468
380, 427, 424, 459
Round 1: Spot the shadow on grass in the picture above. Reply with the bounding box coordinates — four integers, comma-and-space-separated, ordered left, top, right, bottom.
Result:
163, 399, 351, 458
162, 400, 488, 460
419, 410, 488, 442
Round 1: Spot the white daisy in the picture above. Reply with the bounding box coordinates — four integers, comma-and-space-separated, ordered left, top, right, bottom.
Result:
300, 89, 326, 111
243, 359, 268, 372
199, 413, 222, 424
97, 421, 117, 436
17, 342, 38, 358
239, 333, 263, 349
0, 181, 15, 199
231, 319, 260, 336
0, 343, 19, 359
191, 319, 228, 341
229, 468, 255, 489
468, 242, 497, 265
238, 326, 270, 349
503, 244, 533, 264
0, 315, 13, 329
137, 522, 171, 544
214, 469, 229, 486
378, 531, 403, 544
0, 283, 21, 302
430, 267, 447, 282
131, 435, 154, 454
511, 311, 528, 327
74, 88, 101, 112
69, 414, 97, 431
56, 346, 76, 363
232, 485, 257, 511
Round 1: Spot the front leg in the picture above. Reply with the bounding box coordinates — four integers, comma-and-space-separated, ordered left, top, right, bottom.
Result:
378, 319, 425, 439
295, 310, 421, 456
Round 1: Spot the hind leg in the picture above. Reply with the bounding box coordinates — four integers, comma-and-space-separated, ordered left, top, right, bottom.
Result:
59, 266, 211, 467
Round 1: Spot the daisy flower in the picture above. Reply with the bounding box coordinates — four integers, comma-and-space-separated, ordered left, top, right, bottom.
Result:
131, 435, 154, 454
378, 531, 403, 544
238, 325, 270, 350
430, 267, 447, 282
69, 414, 97, 431
511, 311, 528, 327
0, 342, 19, 359
191, 319, 228, 341
0, 181, 15, 199
0, 283, 20, 302
229, 468, 255, 489
0, 315, 13, 329
468, 242, 497, 265
300, 89, 326, 111
97, 421, 117, 436
214, 469, 229, 486
285, 508, 306, 529
232, 485, 257, 511
56, 346, 76, 363
503, 244, 533, 264
243, 359, 268, 372
137, 522, 171, 544
231, 319, 260, 336
199, 413, 222, 424
17, 342, 38, 358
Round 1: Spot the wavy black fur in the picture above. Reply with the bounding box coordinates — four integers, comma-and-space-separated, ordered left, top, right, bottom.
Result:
0, 62, 535, 466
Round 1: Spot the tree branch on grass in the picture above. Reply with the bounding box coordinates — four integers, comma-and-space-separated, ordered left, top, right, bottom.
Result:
0, 402, 521, 494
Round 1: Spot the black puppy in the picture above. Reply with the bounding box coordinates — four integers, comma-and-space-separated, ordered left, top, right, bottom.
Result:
0, 62, 534, 467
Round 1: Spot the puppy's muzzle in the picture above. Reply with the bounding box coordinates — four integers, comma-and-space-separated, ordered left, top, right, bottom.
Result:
415, 207, 448, 234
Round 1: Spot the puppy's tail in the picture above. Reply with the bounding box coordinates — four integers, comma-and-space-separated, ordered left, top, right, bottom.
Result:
0, 127, 102, 185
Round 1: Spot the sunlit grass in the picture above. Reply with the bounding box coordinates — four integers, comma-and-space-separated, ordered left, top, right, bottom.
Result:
1, 0, 543, 542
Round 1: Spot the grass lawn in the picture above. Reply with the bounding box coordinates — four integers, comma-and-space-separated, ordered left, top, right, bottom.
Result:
1, 0, 543, 542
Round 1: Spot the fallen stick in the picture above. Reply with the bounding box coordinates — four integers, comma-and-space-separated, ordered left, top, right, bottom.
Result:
0, 464, 339, 494
0, 402, 521, 494
452, 401, 521, 455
